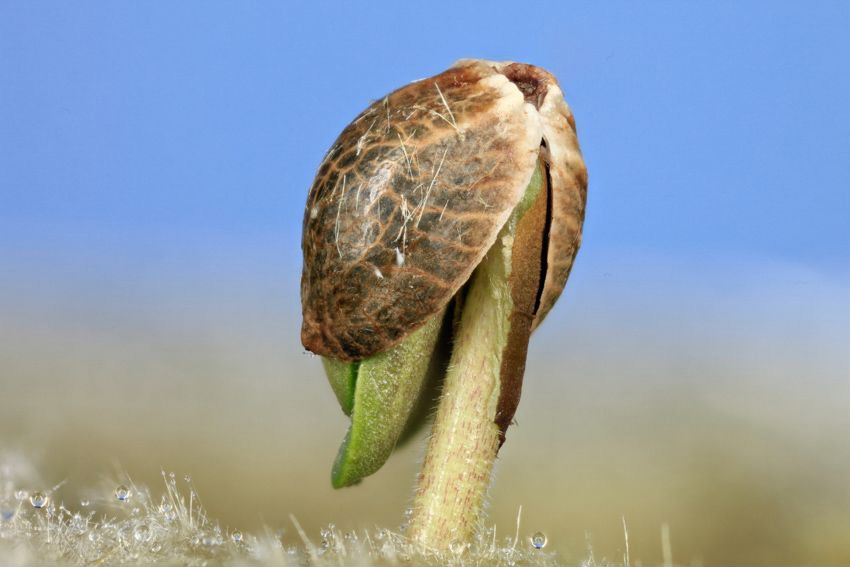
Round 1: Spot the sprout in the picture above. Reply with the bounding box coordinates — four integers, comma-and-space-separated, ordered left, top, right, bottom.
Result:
301, 59, 587, 549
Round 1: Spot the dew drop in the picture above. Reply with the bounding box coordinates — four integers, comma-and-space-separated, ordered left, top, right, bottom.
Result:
399, 506, 413, 530
530, 531, 547, 549
29, 491, 47, 509
231, 530, 243, 543
1, 509, 14, 521
134, 523, 152, 543
160, 502, 176, 522
14, 490, 27, 501
320, 528, 332, 549
183, 475, 192, 483
80, 499, 90, 507
115, 484, 131, 502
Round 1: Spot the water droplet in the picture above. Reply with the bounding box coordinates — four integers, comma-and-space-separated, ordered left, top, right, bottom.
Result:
231, 530, 243, 543
183, 475, 192, 483
29, 491, 47, 509
400, 507, 413, 530
530, 531, 547, 549
159, 502, 176, 522
1, 509, 14, 521
134, 523, 152, 543
320, 527, 332, 549
14, 490, 27, 501
80, 499, 90, 507
202, 533, 217, 547
115, 485, 131, 502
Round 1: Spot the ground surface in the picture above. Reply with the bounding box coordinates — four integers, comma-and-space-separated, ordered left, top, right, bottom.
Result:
0, 461, 565, 567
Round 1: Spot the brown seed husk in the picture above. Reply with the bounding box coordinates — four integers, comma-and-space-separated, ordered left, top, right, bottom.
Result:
301, 59, 586, 361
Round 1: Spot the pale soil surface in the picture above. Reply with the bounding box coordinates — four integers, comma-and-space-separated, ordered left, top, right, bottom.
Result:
0, 458, 564, 566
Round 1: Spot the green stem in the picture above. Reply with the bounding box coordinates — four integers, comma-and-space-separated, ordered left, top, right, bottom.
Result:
406, 253, 507, 548
407, 158, 547, 549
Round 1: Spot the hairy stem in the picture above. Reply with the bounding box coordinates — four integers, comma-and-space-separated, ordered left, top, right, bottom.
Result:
406, 253, 508, 548
407, 158, 548, 549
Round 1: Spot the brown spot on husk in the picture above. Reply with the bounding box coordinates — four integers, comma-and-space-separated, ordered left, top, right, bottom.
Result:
499, 62, 551, 109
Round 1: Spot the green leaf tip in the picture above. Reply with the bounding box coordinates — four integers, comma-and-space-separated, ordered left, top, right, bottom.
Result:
321, 357, 358, 415
328, 308, 447, 488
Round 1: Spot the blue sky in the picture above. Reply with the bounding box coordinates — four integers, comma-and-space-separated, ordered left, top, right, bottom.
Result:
1, 1, 849, 280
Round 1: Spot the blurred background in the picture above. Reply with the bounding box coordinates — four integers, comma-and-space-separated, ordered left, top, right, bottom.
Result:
1, 2, 849, 564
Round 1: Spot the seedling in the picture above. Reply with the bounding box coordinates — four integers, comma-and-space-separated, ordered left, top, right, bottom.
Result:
301, 59, 587, 549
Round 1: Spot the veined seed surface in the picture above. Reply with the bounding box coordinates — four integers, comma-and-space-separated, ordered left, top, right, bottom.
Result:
301, 59, 586, 361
